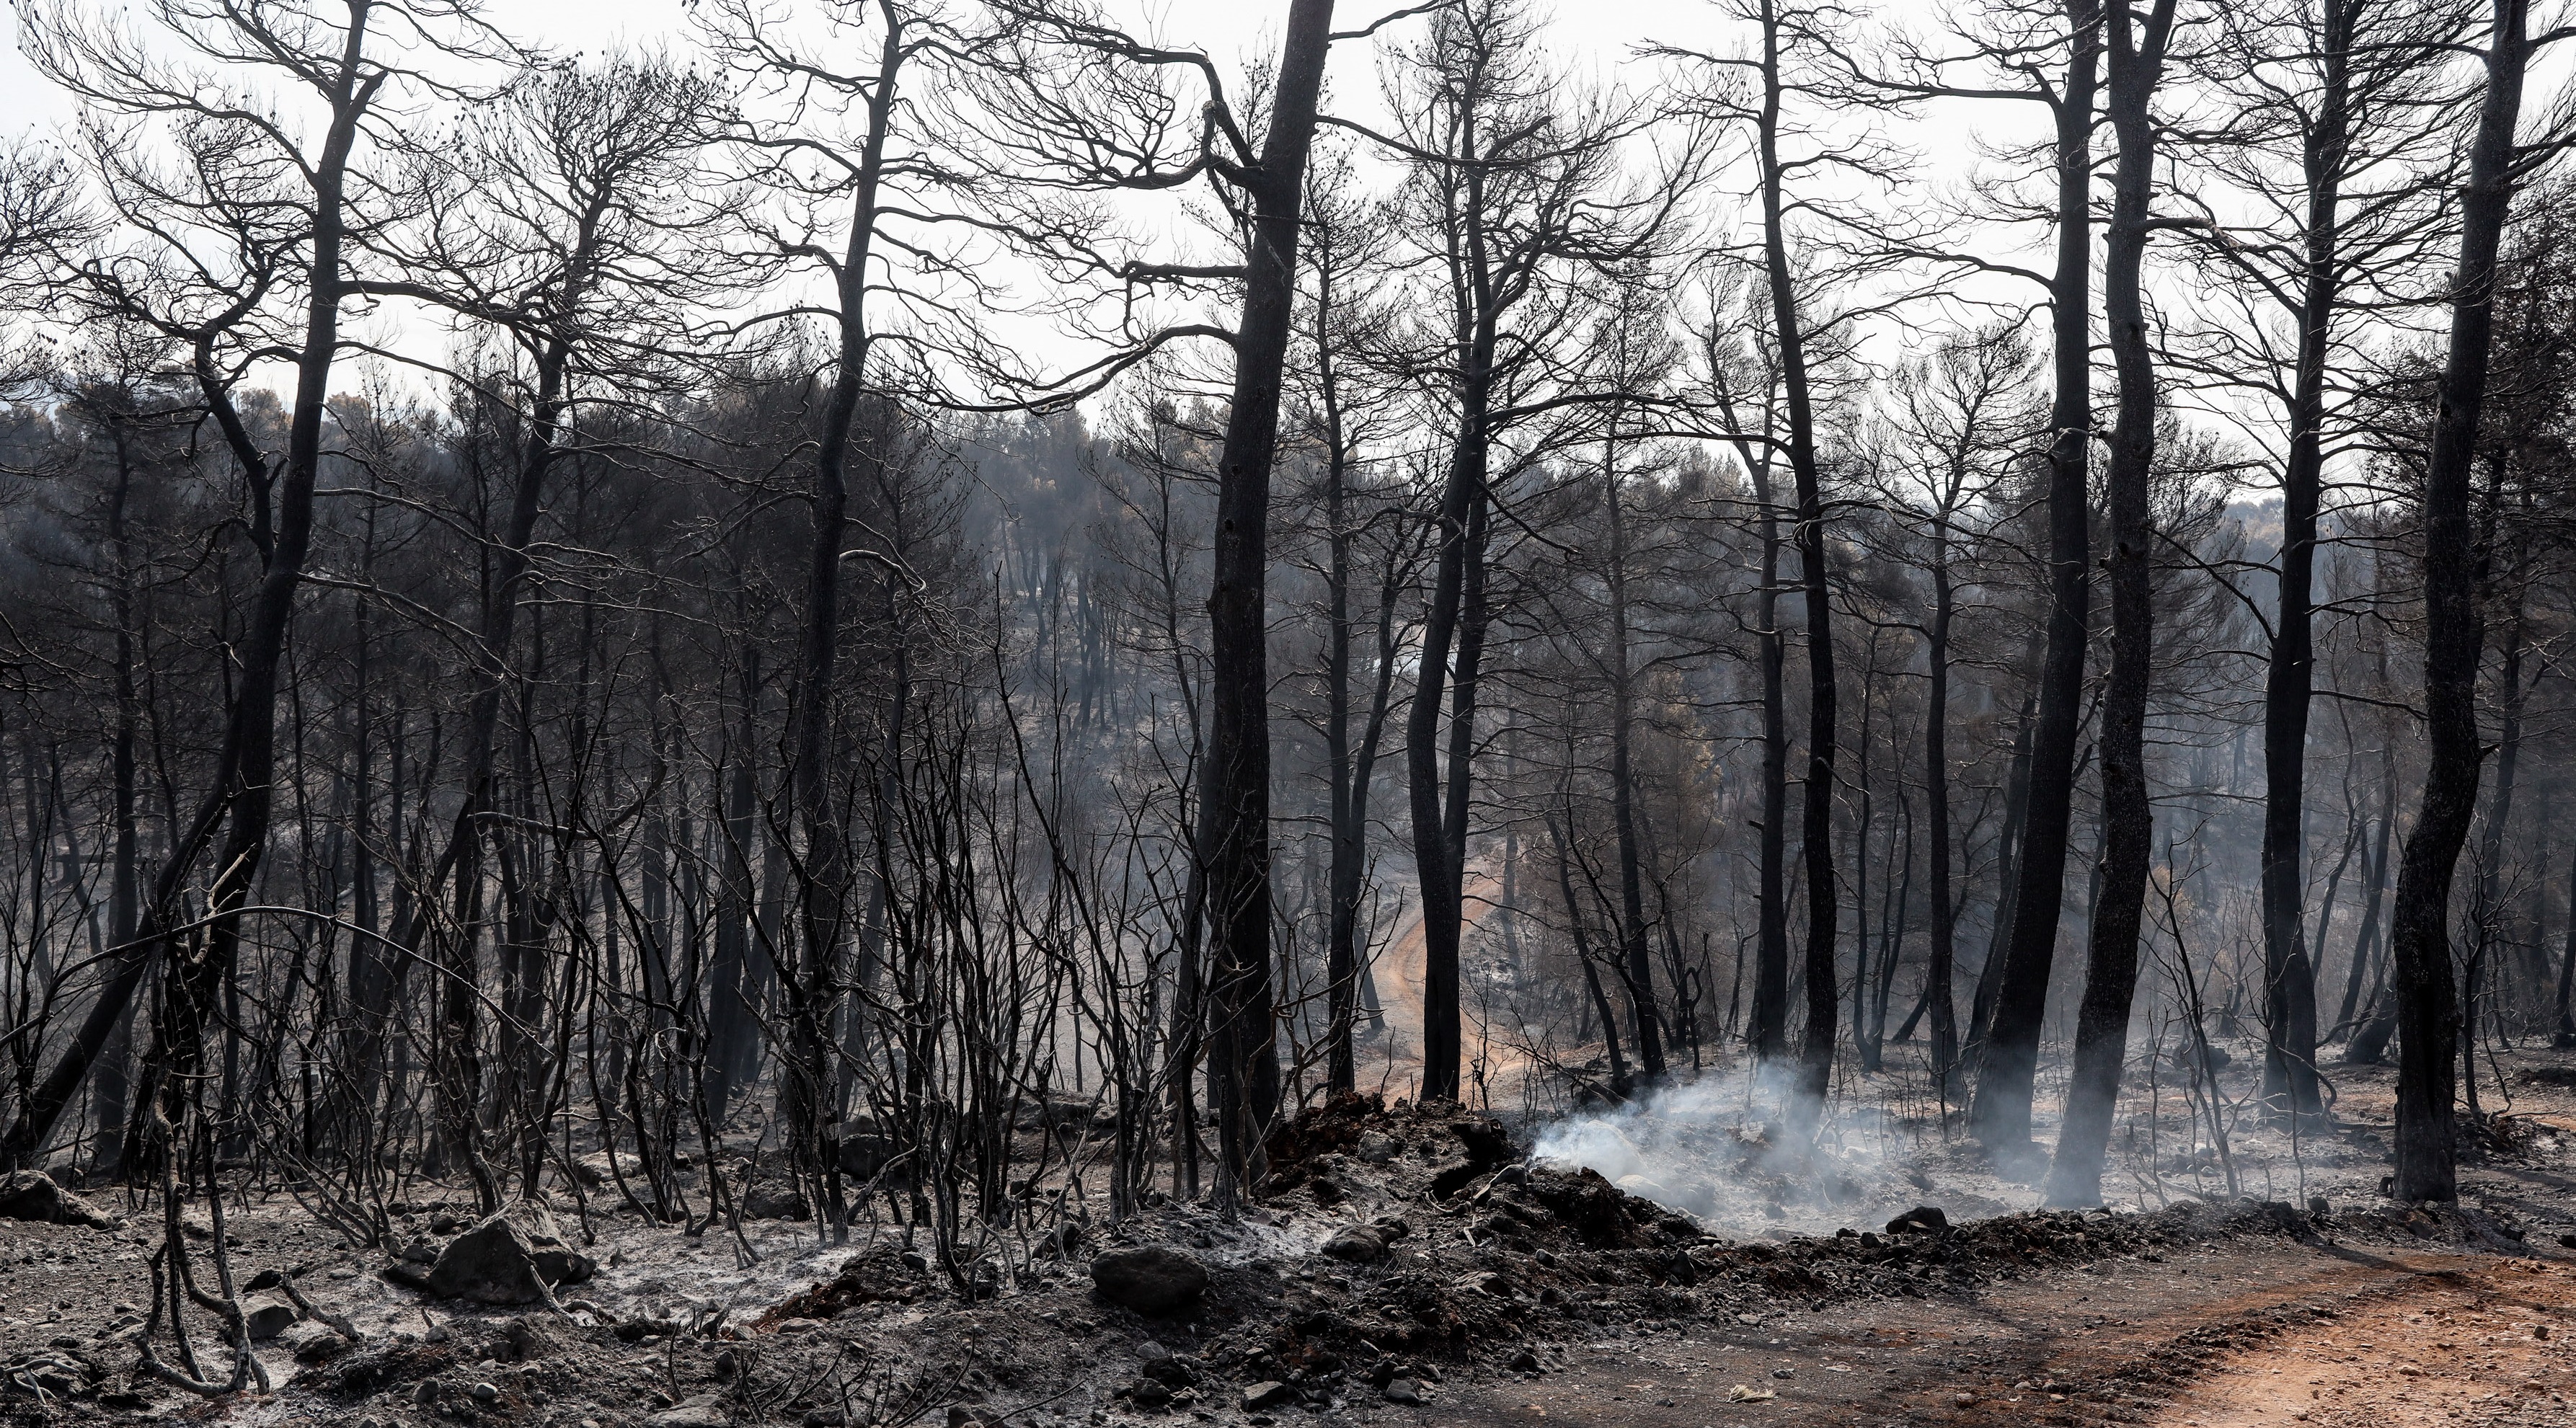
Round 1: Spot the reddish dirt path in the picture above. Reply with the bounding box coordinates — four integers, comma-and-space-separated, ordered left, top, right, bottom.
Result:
1423, 1239, 2576, 1427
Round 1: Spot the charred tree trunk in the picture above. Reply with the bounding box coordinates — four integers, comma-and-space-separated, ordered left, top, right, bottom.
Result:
2258, 0, 2356, 1126
0, 17, 386, 1171
1924, 515, 1960, 1101
1748, 455, 1792, 1063
2386, 0, 2529, 1204
2046, 0, 2173, 1207
1605, 431, 1665, 1082
1971, 0, 2101, 1153
1195, 0, 1334, 1186
1753, 0, 1840, 1128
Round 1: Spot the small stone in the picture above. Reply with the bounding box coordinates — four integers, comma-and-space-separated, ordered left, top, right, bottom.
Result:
1381, 1378, 1422, 1404
471, 1382, 500, 1403
1321, 1225, 1389, 1264
1242, 1380, 1297, 1410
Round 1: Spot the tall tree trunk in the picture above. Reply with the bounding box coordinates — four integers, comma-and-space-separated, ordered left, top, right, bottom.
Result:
1970, 0, 2102, 1153
1924, 518, 1960, 1101
2553, 834, 2576, 1047
1195, 0, 1334, 1186
89, 420, 144, 1177
1605, 430, 1665, 1081
1755, 0, 1841, 1129
707, 652, 761, 1125
782, 19, 904, 1215
1747, 454, 1792, 1061
2046, 0, 2174, 1207
1, 14, 385, 1171
1968, 683, 2040, 1054
2386, 0, 2528, 1204
2259, 0, 2355, 1125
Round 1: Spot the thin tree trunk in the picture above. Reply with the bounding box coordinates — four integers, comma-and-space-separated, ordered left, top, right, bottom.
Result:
2258, 0, 2355, 1126
1754, 0, 1840, 1129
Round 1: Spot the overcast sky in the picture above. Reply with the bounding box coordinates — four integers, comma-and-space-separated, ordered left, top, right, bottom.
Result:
0, 1, 1733, 131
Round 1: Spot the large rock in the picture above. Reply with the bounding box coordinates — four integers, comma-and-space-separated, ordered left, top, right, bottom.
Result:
423, 1202, 596, 1304
832, 1118, 900, 1181
0, 1171, 112, 1229
241, 1295, 299, 1340
1089, 1244, 1208, 1313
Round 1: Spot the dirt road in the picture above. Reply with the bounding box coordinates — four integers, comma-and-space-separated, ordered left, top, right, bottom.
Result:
1433, 1238, 2576, 1427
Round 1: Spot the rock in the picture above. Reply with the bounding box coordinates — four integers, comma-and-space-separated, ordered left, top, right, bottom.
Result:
282, 1321, 351, 1365
570, 1151, 650, 1188
0, 1171, 112, 1229
471, 1382, 501, 1403
740, 1187, 810, 1220
834, 1123, 900, 1181
1089, 1244, 1208, 1313
1886, 1205, 1949, 1235
1320, 1225, 1389, 1264
242, 1295, 299, 1340
652, 1395, 728, 1428
1614, 1174, 1673, 1205
1241, 1381, 1297, 1409
1355, 1135, 1399, 1163
1381, 1378, 1422, 1404
423, 1202, 597, 1305
1128, 1380, 1172, 1408
243, 1268, 285, 1291
429, 1212, 462, 1234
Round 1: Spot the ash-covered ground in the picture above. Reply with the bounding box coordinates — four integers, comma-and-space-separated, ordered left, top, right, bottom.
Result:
6, 1045, 2576, 1428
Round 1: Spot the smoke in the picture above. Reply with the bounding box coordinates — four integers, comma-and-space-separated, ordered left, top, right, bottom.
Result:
1527, 1064, 1944, 1238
